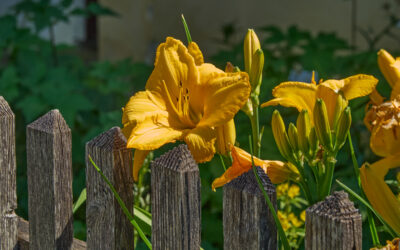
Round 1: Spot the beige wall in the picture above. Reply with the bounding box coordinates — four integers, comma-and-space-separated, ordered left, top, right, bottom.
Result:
98, 0, 400, 62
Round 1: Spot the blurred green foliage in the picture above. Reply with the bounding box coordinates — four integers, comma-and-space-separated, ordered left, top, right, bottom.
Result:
0, 1, 399, 249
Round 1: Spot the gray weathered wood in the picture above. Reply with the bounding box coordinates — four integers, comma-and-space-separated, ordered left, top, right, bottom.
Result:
151, 144, 201, 250
305, 191, 362, 250
27, 110, 73, 250
17, 217, 87, 250
86, 127, 134, 250
223, 167, 277, 250
0, 96, 18, 250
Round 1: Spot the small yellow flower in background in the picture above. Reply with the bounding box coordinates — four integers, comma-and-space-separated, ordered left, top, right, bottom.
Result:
262, 73, 378, 127
122, 37, 251, 180
277, 182, 289, 197
278, 211, 291, 232
288, 213, 303, 228
211, 145, 299, 190
288, 184, 300, 199
360, 154, 400, 234
300, 210, 306, 222
371, 238, 399, 250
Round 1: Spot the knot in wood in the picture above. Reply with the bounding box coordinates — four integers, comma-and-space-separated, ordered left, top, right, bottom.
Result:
225, 166, 276, 196
152, 144, 198, 172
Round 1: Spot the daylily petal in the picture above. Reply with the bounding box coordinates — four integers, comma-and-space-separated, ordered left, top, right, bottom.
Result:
133, 150, 150, 181
261, 82, 317, 116
184, 126, 216, 163
188, 42, 204, 65
370, 89, 385, 105
215, 119, 236, 155
391, 79, 400, 100
197, 70, 250, 127
122, 91, 167, 125
212, 146, 297, 190
321, 74, 378, 100
146, 37, 199, 114
370, 122, 400, 157
378, 49, 400, 88
360, 154, 400, 234
126, 114, 184, 150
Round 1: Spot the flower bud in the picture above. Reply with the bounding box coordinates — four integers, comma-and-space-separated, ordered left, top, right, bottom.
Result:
272, 110, 295, 162
216, 119, 236, 155
249, 49, 264, 95
288, 123, 299, 152
314, 99, 332, 151
296, 110, 311, 155
331, 93, 347, 129
308, 127, 319, 154
377, 49, 399, 88
334, 107, 351, 151
244, 29, 261, 74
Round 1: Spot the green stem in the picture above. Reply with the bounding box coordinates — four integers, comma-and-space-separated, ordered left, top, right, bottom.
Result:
249, 136, 290, 250
347, 132, 380, 246
319, 157, 335, 200
219, 154, 227, 171
250, 103, 261, 158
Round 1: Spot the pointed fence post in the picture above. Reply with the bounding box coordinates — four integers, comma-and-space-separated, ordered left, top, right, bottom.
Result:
27, 110, 73, 250
151, 144, 201, 250
0, 97, 18, 250
305, 191, 362, 250
86, 127, 134, 250
223, 167, 277, 250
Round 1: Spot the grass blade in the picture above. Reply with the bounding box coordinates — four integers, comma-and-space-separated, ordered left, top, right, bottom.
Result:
73, 188, 86, 214
181, 14, 192, 44
88, 155, 152, 249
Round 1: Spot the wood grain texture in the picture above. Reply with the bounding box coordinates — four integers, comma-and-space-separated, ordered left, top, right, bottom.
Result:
86, 127, 134, 250
305, 191, 362, 250
17, 217, 87, 250
27, 110, 73, 250
151, 144, 201, 250
223, 167, 277, 250
0, 96, 18, 250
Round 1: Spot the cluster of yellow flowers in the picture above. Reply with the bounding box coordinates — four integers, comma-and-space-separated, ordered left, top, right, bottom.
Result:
121, 29, 400, 241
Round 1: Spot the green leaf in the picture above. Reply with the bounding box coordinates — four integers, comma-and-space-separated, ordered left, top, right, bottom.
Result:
134, 205, 152, 236
88, 156, 152, 249
71, 3, 118, 17
73, 188, 86, 214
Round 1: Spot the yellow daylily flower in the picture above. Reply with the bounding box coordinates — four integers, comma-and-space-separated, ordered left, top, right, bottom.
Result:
371, 238, 399, 250
211, 145, 298, 191
215, 119, 236, 156
261, 74, 378, 127
122, 37, 250, 180
365, 50, 400, 157
360, 154, 400, 234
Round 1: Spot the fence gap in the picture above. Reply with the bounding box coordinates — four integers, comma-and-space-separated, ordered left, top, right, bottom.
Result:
223, 167, 277, 250
86, 126, 134, 250
0, 96, 18, 250
26, 109, 73, 249
151, 144, 201, 250
305, 190, 362, 250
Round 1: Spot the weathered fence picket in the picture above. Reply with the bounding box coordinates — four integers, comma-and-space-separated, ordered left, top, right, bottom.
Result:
0, 97, 18, 250
27, 110, 74, 250
85, 127, 134, 250
305, 191, 362, 250
151, 144, 201, 250
223, 167, 277, 250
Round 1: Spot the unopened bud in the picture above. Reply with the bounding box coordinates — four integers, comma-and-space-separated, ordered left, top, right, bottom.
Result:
225, 62, 235, 73
288, 123, 299, 152
309, 127, 319, 154
272, 110, 295, 162
331, 93, 347, 128
334, 107, 352, 151
296, 110, 311, 155
249, 49, 264, 95
314, 99, 332, 151
244, 29, 261, 74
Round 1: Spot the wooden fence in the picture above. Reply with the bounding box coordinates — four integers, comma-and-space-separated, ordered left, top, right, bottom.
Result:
0, 96, 362, 250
